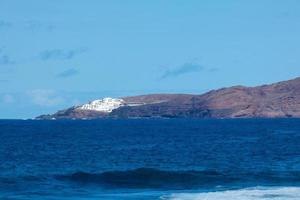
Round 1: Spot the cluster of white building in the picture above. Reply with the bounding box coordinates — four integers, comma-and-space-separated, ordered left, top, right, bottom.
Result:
77, 97, 125, 113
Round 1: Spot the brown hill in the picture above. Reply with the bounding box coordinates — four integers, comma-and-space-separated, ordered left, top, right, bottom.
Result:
36, 77, 300, 119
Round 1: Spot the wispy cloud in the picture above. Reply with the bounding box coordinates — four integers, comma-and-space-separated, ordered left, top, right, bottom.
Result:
160, 63, 203, 79
0, 54, 15, 65
0, 20, 12, 29
2, 94, 15, 104
57, 68, 79, 78
39, 49, 87, 61
0, 20, 55, 31
208, 67, 219, 72
0, 49, 15, 65
24, 20, 55, 32
27, 89, 64, 106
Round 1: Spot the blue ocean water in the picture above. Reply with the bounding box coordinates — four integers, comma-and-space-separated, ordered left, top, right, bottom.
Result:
1, 119, 300, 199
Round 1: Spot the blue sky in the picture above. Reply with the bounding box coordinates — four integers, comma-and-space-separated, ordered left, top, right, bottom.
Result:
1, 0, 300, 118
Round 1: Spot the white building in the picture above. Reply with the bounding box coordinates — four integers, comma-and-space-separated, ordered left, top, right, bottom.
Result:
78, 97, 124, 113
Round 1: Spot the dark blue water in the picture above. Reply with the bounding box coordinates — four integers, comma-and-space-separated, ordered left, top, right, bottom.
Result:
1, 119, 300, 199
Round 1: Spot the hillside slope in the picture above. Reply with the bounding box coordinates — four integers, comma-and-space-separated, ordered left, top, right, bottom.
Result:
36, 77, 300, 119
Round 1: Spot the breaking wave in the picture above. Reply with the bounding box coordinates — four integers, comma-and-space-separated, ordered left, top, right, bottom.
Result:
161, 187, 300, 200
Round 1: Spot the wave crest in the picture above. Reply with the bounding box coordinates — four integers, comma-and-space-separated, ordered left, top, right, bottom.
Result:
55, 168, 300, 189
56, 168, 231, 189
161, 187, 300, 200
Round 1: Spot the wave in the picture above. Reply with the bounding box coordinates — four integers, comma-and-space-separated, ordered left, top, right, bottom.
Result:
4, 168, 300, 190
56, 168, 235, 189
55, 168, 300, 189
161, 187, 300, 200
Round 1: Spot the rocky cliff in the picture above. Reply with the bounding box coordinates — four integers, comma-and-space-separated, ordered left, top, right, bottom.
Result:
36, 77, 300, 119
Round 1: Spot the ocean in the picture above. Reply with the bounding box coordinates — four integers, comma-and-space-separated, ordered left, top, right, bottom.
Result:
1, 119, 300, 199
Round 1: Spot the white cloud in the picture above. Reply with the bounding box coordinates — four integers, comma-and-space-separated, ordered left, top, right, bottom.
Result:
27, 89, 64, 106
2, 94, 15, 104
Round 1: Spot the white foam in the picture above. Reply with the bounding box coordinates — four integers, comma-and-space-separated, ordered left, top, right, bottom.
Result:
161, 187, 300, 200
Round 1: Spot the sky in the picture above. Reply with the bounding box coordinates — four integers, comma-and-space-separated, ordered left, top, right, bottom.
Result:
1, 0, 300, 118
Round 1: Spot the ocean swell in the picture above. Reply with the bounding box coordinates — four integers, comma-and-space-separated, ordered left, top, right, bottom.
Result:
56, 168, 233, 189
55, 168, 300, 189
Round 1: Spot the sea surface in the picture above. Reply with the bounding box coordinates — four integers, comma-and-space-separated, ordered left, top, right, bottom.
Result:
1, 119, 300, 199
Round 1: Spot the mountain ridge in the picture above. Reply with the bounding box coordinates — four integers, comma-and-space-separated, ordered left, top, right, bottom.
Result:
36, 77, 300, 119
